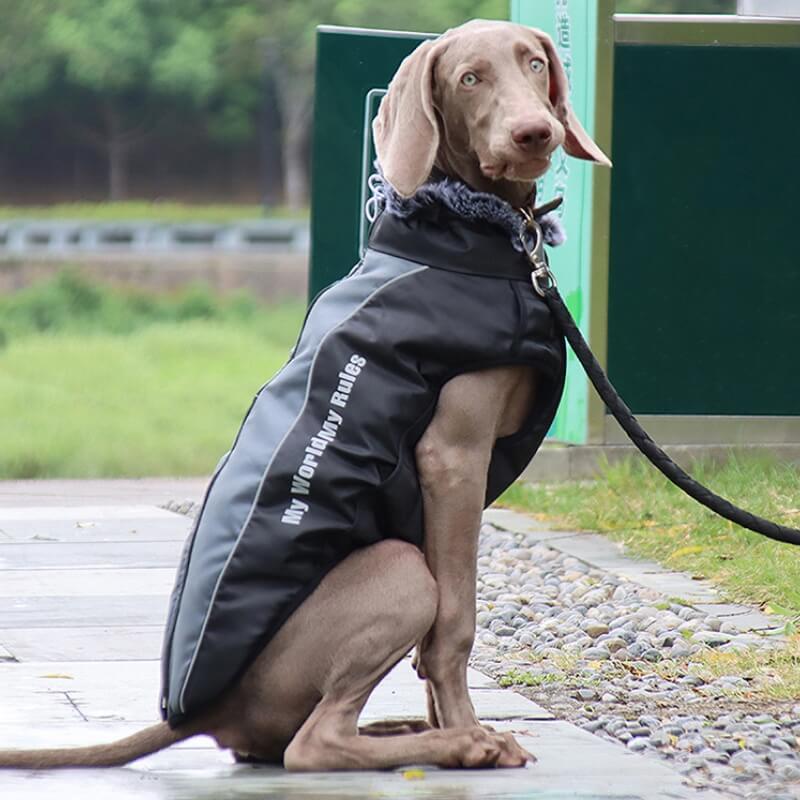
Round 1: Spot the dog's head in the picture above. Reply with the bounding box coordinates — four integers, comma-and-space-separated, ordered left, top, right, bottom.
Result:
373, 19, 611, 202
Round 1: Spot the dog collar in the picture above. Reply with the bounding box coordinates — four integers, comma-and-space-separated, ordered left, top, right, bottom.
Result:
366, 170, 567, 252
367, 200, 546, 282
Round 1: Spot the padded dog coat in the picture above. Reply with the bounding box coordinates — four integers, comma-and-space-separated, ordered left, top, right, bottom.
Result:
160, 202, 566, 725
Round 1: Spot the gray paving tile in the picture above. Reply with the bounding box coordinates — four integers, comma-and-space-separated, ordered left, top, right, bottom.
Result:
713, 612, 779, 632
0, 568, 175, 598
0, 540, 183, 570
483, 509, 587, 542
508, 722, 723, 799
0, 683, 85, 725
611, 569, 719, 602
0, 517, 191, 544
0, 478, 206, 508
362, 661, 553, 723
538, 533, 664, 573
383, 657, 497, 689
0, 505, 180, 521
0, 764, 652, 800
0, 721, 219, 750
0, 714, 721, 799
0, 496, 723, 799
0, 595, 169, 628
0, 660, 164, 723
692, 602, 752, 617
0, 682, 701, 797
0, 658, 549, 726
0, 626, 164, 662
691, 603, 775, 630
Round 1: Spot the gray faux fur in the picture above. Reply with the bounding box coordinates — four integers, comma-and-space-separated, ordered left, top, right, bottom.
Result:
366, 171, 566, 250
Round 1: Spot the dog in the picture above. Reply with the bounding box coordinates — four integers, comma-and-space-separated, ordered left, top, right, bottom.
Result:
0, 19, 609, 772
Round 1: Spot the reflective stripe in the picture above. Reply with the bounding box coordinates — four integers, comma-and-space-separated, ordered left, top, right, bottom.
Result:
175, 261, 428, 714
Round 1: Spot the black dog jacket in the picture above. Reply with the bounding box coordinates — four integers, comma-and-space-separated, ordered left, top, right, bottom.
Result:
160, 204, 566, 725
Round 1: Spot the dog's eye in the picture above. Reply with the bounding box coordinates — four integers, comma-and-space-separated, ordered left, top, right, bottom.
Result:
529, 58, 546, 74
460, 72, 479, 87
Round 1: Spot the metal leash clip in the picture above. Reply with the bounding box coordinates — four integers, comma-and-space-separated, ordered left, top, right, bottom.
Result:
518, 207, 557, 298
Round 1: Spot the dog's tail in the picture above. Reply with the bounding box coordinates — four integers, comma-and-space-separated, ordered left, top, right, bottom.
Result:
0, 721, 198, 768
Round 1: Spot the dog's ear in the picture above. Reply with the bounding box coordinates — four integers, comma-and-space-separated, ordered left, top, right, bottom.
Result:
373, 38, 447, 197
534, 30, 611, 167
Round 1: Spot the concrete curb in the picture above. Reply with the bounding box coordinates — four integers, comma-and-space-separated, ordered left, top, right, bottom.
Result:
523, 443, 800, 482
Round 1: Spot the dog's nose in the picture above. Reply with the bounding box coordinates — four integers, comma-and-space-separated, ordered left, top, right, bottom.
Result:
511, 121, 552, 150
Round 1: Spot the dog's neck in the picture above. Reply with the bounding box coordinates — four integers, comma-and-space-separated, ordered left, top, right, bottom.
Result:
369, 170, 566, 251
434, 153, 535, 209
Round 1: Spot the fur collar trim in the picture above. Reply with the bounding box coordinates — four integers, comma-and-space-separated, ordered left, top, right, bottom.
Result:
366, 171, 566, 251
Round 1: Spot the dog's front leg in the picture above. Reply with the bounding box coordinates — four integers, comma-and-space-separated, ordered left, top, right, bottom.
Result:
414, 373, 500, 729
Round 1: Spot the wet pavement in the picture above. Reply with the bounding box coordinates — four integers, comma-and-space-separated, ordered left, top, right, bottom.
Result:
0, 480, 724, 799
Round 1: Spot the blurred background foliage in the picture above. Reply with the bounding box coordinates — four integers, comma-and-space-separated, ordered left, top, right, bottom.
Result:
0, 0, 737, 478
0, 270, 305, 478
0, 0, 734, 210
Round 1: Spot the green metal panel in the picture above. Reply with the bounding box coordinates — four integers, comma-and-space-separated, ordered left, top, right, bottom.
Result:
512, 1, 608, 444
607, 43, 800, 416
309, 27, 432, 301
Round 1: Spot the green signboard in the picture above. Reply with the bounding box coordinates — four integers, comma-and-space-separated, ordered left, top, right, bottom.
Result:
309, 27, 431, 301
608, 36, 800, 417
511, 0, 611, 443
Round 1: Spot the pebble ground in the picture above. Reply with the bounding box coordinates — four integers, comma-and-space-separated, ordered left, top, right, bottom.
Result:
165, 500, 800, 798
470, 523, 800, 800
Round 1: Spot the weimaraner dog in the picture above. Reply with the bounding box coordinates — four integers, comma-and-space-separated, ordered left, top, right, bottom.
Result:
0, 19, 609, 771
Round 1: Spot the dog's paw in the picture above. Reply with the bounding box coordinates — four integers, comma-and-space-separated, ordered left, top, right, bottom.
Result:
495, 731, 537, 767
446, 728, 534, 769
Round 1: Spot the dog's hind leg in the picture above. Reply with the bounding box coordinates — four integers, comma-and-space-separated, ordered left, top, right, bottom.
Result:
265, 539, 530, 771
216, 538, 435, 764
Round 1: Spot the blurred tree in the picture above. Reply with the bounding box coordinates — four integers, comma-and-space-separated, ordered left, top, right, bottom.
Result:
46, 0, 223, 200
0, 0, 736, 207
0, 2, 54, 129
237, 0, 509, 209
0, 0, 249, 200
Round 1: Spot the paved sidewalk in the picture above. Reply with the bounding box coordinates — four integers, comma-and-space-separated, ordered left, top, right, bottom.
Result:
0, 480, 723, 799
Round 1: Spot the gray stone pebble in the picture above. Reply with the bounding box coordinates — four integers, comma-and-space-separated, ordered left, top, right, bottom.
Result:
648, 730, 672, 748
162, 498, 200, 518
627, 737, 648, 751
582, 646, 610, 660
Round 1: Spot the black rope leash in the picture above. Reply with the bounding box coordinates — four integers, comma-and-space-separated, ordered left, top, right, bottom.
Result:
519, 212, 800, 548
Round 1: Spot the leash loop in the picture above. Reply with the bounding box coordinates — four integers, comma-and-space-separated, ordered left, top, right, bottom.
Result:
519, 213, 557, 297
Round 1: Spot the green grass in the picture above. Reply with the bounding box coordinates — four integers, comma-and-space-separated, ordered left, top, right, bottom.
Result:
685, 639, 800, 702
0, 271, 305, 478
497, 641, 800, 702
0, 321, 299, 478
0, 202, 308, 222
497, 668, 564, 688
499, 457, 800, 619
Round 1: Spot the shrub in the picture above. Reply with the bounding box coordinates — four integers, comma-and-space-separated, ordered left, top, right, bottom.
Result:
0, 270, 299, 342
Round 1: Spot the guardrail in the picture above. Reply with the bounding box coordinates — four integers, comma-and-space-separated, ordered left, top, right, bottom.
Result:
0, 220, 309, 256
